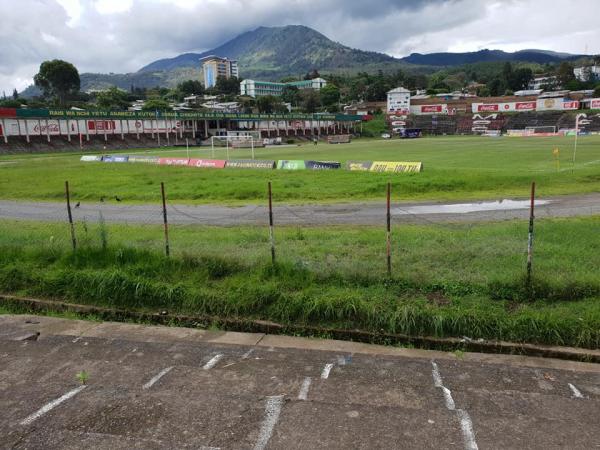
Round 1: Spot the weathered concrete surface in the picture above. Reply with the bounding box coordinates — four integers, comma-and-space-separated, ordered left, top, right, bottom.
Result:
1, 314, 599, 449
0, 193, 599, 226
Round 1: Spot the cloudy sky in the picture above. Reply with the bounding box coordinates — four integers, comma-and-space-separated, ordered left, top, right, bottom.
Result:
1, 0, 599, 94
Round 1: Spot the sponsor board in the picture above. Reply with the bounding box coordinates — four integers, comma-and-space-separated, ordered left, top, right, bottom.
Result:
370, 161, 423, 173
158, 157, 189, 166
103, 155, 129, 163
187, 159, 226, 169
277, 160, 306, 170
80, 155, 102, 162
226, 159, 276, 169
128, 155, 159, 164
346, 161, 373, 171
410, 104, 448, 115
591, 99, 600, 109
305, 160, 341, 170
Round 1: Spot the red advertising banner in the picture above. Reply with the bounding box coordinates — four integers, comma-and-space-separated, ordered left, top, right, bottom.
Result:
88, 120, 116, 131
0, 123, 3, 136
516, 102, 536, 110
158, 158, 190, 166
0, 107, 17, 118
421, 105, 443, 113
188, 159, 226, 168
591, 99, 600, 109
562, 101, 580, 110
478, 104, 499, 112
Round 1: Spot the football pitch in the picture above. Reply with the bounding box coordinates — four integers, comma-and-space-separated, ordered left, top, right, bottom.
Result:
1, 135, 599, 204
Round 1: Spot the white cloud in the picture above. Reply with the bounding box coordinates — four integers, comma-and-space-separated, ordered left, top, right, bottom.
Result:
1, 0, 599, 93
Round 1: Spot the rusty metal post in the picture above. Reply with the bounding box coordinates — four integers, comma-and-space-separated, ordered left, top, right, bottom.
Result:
526, 181, 536, 286
65, 181, 77, 251
386, 182, 392, 277
161, 182, 170, 257
268, 181, 275, 264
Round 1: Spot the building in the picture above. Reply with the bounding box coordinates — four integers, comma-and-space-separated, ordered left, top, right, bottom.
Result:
240, 78, 327, 98
574, 66, 600, 82
386, 87, 411, 113
200, 56, 239, 89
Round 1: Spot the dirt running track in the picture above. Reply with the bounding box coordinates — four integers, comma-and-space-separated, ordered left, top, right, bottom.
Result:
0, 193, 599, 226
1, 314, 600, 449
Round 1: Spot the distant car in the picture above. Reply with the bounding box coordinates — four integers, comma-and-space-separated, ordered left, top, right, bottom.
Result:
381, 133, 391, 139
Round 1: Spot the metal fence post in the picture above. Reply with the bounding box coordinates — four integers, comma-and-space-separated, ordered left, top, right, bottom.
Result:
268, 181, 275, 264
161, 182, 170, 257
65, 181, 77, 251
386, 182, 392, 277
526, 181, 536, 286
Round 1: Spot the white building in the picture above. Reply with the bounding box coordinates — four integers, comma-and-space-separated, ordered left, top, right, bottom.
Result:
574, 66, 600, 82
240, 78, 327, 98
528, 76, 559, 90
386, 87, 411, 113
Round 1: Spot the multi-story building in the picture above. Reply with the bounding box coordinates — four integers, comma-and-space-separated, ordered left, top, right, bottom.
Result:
200, 56, 239, 89
574, 65, 600, 82
386, 87, 411, 113
528, 76, 559, 90
240, 78, 327, 98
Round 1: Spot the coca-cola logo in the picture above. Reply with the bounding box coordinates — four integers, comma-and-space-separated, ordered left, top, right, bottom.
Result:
34, 123, 60, 133
516, 102, 536, 110
478, 104, 499, 112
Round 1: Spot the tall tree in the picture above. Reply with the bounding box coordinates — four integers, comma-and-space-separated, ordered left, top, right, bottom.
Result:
12, 88, 18, 100
178, 80, 204, 96
320, 84, 340, 108
556, 62, 575, 86
33, 60, 80, 105
95, 87, 130, 110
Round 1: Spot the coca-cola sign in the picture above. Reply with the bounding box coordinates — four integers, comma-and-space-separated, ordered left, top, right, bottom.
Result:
516, 102, 536, 110
421, 105, 443, 113
478, 104, 499, 112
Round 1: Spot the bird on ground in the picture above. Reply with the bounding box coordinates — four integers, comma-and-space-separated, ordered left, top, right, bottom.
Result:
115, 196, 122, 202
74, 202, 80, 208
100, 197, 105, 202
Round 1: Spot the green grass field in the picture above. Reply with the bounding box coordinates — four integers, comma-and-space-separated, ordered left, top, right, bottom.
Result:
1, 135, 599, 204
1, 217, 599, 348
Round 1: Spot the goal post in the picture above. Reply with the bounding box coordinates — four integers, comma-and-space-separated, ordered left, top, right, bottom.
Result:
210, 133, 260, 160
524, 126, 557, 135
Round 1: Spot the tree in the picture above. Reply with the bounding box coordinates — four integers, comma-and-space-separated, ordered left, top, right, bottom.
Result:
33, 59, 80, 105
281, 85, 301, 106
488, 77, 507, 97
178, 80, 204, 96
300, 90, 321, 113
0, 99, 23, 108
304, 69, 320, 80
215, 76, 240, 96
95, 87, 130, 110
12, 88, 18, 100
507, 68, 533, 91
320, 84, 340, 109
142, 98, 172, 111
594, 84, 600, 97
556, 62, 575, 87
256, 95, 280, 113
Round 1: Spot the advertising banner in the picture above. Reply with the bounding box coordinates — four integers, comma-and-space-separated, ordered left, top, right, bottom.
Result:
562, 101, 580, 110
591, 99, 600, 109
370, 161, 423, 173
103, 155, 129, 163
277, 160, 306, 170
158, 157, 189, 166
128, 155, 159, 164
226, 160, 276, 169
187, 159, 226, 168
536, 99, 580, 111
305, 161, 341, 170
80, 155, 102, 162
346, 161, 373, 171
410, 105, 448, 115
0, 107, 16, 117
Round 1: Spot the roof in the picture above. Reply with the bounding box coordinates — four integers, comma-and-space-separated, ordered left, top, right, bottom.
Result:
387, 87, 410, 94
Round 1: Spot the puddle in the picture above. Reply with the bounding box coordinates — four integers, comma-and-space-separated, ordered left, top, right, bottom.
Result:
394, 199, 551, 215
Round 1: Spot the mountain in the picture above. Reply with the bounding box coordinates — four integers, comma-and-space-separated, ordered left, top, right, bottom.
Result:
400, 49, 584, 66
139, 25, 404, 78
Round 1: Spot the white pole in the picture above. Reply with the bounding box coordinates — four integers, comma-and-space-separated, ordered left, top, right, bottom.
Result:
226, 137, 230, 161
211, 136, 215, 158
251, 137, 255, 160
573, 113, 584, 170
186, 138, 189, 159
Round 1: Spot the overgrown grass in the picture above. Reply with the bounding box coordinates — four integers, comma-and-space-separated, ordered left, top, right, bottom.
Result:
1, 135, 600, 204
0, 217, 599, 348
